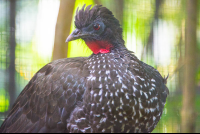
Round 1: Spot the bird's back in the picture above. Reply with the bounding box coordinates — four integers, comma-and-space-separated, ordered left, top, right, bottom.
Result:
0, 57, 89, 133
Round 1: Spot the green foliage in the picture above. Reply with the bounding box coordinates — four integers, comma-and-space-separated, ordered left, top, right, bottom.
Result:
0, 88, 9, 113
153, 95, 200, 133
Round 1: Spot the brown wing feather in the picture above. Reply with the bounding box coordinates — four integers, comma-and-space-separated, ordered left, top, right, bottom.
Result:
0, 57, 89, 133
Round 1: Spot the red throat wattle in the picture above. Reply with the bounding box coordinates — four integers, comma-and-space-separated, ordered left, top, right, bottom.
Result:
85, 41, 113, 54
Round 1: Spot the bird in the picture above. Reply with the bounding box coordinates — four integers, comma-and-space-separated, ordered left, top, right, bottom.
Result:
0, 4, 169, 133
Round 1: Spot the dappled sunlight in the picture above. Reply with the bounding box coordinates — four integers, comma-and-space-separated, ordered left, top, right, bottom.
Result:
154, 20, 178, 66
33, 0, 60, 59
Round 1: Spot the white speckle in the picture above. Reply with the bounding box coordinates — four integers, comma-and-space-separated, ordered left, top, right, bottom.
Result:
150, 108, 156, 112
99, 89, 103, 96
105, 92, 108, 97
151, 79, 156, 82
118, 77, 122, 83
103, 65, 106, 68
116, 107, 119, 111
140, 78, 145, 81
140, 90, 143, 96
144, 92, 148, 99
149, 92, 151, 95
95, 114, 100, 117
119, 112, 122, 116
139, 103, 143, 109
105, 84, 109, 90
105, 77, 107, 81
134, 99, 138, 105
132, 86, 137, 92
92, 66, 95, 69
132, 106, 135, 112
111, 126, 114, 133
102, 129, 105, 132
123, 111, 126, 114
98, 84, 102, 88
112, 100, 114, 105
98, 71, 101, 74
139, 111, 142, 117
120, 98, 123, 104
138, 98, 141, 102
144, 84, 147, 87
146, 122, 150, 127
94, 93, 97, 97
135, 119, 138, 123
119, 120, 122, 123
88, 75, 96, 81
103, 60, 105, 63
115, 92, 118, 97
147, 82, 149, 86
126, 129, 130, 133
120, 88, 124, 93
107, 100, 110, 105
101, 107, 104, 110
152, 83, 156, 87
144, 116, 148, 120
150, 87, 155, 91
145, 108, 150, 114
106, 70, 110, 75
99, 97, 102, 102
120, 105, 122, 109
134, 68, 139, 71
109, 108, 111, 112
99, 77, 101, 81
98, 60, 100, 63
125, 93, 129, 99
91, 103, 95, 106
153, 116, 156, 121
137, 76, 145, 81
122, 84, 127, 89
140, 85, 143, 88
90, 90, 94, 95
134, 82, 139, 85
156, 103, 159, 110
121, 124, 125, 131
124, 117, 127, 121
108, 92, 112, 97
98, 65, 100, 68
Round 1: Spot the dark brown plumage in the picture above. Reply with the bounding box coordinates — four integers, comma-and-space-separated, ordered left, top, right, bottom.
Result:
0, 5, 169, 133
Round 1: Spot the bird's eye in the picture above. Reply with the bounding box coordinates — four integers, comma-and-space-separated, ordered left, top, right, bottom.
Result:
93, 23, 100, 30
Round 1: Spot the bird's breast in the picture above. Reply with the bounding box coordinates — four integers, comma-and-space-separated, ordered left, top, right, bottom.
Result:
82, 52, 165, 132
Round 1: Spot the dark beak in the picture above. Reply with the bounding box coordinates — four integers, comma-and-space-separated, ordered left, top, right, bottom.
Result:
65, 29, 89, 42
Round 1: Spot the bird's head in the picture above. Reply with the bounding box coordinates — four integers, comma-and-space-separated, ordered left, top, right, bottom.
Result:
66, 5, 125, 54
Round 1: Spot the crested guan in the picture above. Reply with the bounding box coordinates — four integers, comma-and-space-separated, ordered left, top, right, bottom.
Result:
0, 5, 169, 133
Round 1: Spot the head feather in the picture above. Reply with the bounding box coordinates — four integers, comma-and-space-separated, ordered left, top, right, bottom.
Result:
75, 4, 119, 29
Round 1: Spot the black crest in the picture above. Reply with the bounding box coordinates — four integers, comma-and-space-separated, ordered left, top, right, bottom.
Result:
75, 4, 121, 29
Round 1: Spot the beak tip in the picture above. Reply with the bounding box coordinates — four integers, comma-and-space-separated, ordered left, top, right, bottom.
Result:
65, 39, 69, 43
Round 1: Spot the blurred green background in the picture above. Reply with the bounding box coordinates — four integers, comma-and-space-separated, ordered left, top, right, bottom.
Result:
0, 0, 200, 133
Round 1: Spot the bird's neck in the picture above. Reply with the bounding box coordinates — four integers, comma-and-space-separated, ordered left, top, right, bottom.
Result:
85, 40, 114, 54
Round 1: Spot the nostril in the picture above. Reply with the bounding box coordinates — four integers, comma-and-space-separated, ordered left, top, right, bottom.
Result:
74, 29, 81, 35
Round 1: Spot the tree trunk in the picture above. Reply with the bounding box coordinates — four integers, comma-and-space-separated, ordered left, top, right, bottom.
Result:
8, 0, 16, 110
141, 0, 164, 60
52, 0, 75, 61
181, 0, 198, 132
